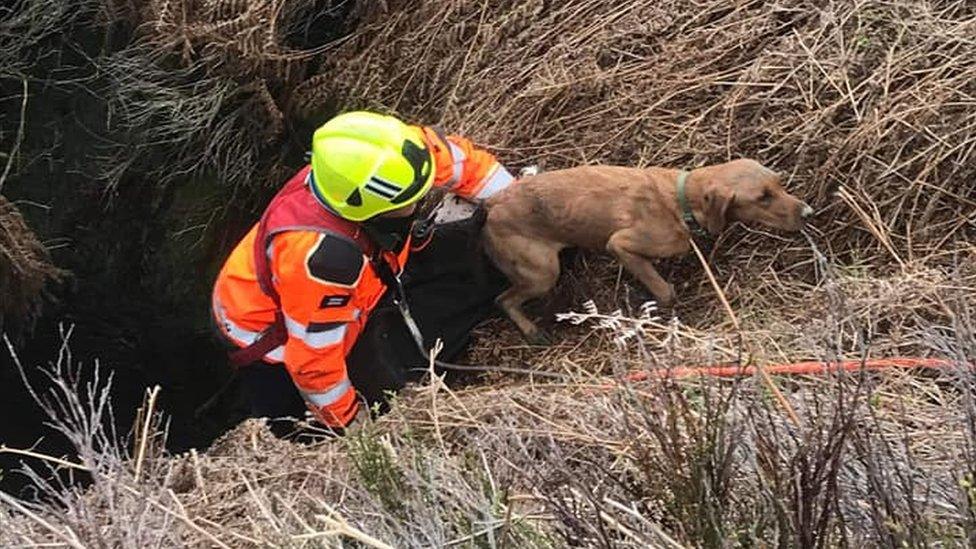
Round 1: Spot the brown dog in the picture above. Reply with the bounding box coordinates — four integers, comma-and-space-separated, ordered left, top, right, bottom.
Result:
482, 159, 813, 344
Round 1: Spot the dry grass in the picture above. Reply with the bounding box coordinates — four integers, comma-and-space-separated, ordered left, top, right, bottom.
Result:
1, 278, 974, 546
94, 0, 359, 194
0, 0, 95, 79
323, 0, 976, 322
0, 329, 557, 547
3, 0, 976, 547
309, 0, 976, 385
2, 233, 975, 545
0, 196, 66, 334
1, 2, 81, 331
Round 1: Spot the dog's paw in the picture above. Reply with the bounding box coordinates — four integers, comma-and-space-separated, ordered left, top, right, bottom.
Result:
655, 284, 677, 309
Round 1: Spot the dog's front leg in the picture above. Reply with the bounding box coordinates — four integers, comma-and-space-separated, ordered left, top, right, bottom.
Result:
496, 286, 551, 345
606, 231, 677, 307
483, 230, 561, 346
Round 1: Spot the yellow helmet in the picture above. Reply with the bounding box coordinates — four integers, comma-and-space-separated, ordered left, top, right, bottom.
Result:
309, 111, 435, 221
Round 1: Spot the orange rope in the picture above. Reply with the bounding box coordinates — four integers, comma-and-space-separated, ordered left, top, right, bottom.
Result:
622, 357, 970, 383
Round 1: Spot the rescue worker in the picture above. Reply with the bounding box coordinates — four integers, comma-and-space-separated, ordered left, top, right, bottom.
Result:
211, 111, 515, 433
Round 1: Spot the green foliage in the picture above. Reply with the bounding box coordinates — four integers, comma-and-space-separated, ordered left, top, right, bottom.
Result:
347, 428, 408, 517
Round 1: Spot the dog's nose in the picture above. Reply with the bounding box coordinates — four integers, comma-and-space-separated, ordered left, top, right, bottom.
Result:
800, 203, 814, 218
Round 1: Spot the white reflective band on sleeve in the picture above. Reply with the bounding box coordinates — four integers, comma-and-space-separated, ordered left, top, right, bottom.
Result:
283, 312, 350, 350
305, 325, 347, 348
448, 141, 467, 162
218, 312, 259, 346
444, 141, 467, 189
283, 313, 304, 338
213, 298, 284, 363
300, 378, 353, 408
475, 165, 515, 199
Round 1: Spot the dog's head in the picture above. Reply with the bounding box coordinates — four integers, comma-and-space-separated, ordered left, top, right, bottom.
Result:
700, 159, 813, 234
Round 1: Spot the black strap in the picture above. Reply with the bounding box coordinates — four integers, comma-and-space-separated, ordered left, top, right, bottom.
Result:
370, 252, 408, 306
369, 251, 431, 357
410, 216, 436, 250
228, 311, 287, 368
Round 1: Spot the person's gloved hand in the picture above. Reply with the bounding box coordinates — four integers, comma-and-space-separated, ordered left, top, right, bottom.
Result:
290, 404, 371, 441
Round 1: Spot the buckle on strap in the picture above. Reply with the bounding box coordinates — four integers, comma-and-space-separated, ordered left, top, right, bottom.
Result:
410, 217, 436, 251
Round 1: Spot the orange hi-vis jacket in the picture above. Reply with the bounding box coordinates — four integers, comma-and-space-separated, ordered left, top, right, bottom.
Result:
212, 126, 515, 427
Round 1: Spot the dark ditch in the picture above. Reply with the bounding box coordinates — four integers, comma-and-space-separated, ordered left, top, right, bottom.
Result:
0, 2, 358, 496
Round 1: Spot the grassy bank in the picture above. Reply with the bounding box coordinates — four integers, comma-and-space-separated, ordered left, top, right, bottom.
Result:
2, 0, 975, 546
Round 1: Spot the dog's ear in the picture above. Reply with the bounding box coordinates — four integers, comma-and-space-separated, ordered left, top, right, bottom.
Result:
703, 185, 735, 235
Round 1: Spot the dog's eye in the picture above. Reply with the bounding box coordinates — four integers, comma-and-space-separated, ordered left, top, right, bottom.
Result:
759, 190, 773, 204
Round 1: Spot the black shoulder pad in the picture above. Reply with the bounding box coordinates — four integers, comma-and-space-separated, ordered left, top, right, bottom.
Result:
306, 233, 364, 286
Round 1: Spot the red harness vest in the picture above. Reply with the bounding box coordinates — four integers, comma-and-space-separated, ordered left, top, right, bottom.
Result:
229, 166, 375, 366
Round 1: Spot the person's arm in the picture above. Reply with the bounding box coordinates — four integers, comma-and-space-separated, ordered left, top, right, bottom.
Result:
418, 126, 516, 200
270, 230, 365, 428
